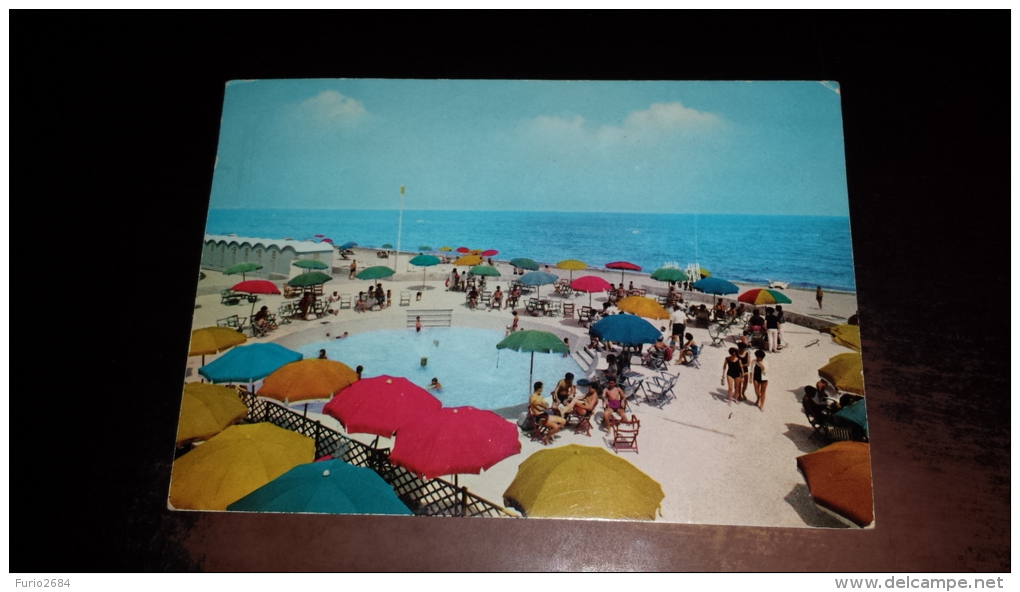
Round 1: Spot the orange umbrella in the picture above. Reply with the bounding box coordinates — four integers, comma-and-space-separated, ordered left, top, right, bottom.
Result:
259, 359, 359, 403
796, 441, 873, 527
616, 296, 670, 320
454, 254, 483, 266
176, 383, 249, 446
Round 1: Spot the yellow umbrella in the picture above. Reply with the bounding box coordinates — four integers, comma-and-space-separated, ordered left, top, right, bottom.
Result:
258, 358, 359, 403
615, 296, 670, 320
438, 246, 453, 252
454, 254, 483, 266
189, 326, 247, 358
824, 324, 861, 352
503, 444, 664, 520
555, 259, 587, 282
176, 383, 249, 446
818, 352, 865, 396
168, 423, 315, 510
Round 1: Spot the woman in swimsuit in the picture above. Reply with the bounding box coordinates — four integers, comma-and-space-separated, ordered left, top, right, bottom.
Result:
736, 342, 751, 401
751, 350, 768, 411
721, 347, 742, 406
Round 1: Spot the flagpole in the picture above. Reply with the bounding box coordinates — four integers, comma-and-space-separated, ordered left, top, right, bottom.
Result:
395, 185, 404, 273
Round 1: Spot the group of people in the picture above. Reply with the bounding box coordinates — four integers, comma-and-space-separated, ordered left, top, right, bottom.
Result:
527, 372, 627, 444
721, 343, 769, 410
354, 283, 389, 313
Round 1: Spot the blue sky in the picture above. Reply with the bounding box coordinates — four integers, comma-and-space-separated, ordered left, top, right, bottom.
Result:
208, 79, 849, 216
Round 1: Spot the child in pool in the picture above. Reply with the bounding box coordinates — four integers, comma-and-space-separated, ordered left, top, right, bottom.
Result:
427, 377, 442, 392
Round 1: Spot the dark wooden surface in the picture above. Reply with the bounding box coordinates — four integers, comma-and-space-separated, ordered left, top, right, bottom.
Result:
13, 13, 1007, 572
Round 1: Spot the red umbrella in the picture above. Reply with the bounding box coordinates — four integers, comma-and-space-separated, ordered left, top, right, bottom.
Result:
570, 275, 613, 307
456, 246, 471, 253
232, 279, 282, 318
605, 261, 642, 283
389, 407, 521, 481
323, 375, 442, 438
480, 249, 498, 257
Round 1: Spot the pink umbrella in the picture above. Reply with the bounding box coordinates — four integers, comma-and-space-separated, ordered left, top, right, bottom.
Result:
321, 238, 333, 244
456, 247, 471, 254
480, 249, 498, 257
232, 279, 282, 318
605, 261, 642, 284
571, 275, 613, 307
323, 375, 441, 438
389, 407, 521, 482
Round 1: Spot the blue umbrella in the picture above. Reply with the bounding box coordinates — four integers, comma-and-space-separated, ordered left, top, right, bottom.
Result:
518, 271, 558, 298
590, 314, 662, 347
227, 460, 412, 516
199, 343, 303, 384
338, 241, 358, 250
692, 277, 739, 295
834, 399, 868, 438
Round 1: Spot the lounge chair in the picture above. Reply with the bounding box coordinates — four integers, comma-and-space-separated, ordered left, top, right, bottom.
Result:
220, 290, 242, 306
216, 314, 247, 332
339, 294, 352, 309
399, 291, 411, 306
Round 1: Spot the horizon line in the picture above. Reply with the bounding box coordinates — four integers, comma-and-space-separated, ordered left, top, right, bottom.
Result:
208, 207, 850, 218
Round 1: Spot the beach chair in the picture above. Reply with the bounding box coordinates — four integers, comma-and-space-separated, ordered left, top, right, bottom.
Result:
399, 291, 411, 306
480, 290, 492, 308
643, 348, 668, 370
220, 290, 242, 306
641, 372, 678, 408
682, 344, 704, 369
525, 298, 541, 315
564, 408, 593, 437
709, 324, 731, 347
216, 314, 246, 332
578, 306, 594, 327
562, 302, 575, 318
694, 308, 711, 329
610, 416, 640, 454
339, 294, 352, 309
622, 377, 644, 403
527, 408, 553, 445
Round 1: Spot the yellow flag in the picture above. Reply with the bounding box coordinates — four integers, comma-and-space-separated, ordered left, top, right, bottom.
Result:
400, 185, 405, 195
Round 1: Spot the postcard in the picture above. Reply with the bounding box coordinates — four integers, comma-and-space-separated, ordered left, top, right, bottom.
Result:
173, 79, 869, 528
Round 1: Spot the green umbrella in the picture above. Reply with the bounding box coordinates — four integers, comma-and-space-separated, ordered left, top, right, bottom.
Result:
409, 254, 441, 288
509, 257, 539, 271
418, 245, 432, 252
287, 271, 332, 287
650, 267, 689, 283
355, 266, 396, 281
381, 243, 393, 249
469, 264, 501, 277
224, 262, 262, 281
496, 330, 569, 395
293, 259, 329, 270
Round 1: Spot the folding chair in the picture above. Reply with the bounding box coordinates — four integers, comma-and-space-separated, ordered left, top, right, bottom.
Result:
339, 294, 352, 309
641, 372, 678, 408
562, 302, 575, 318
610, 416, 640, 454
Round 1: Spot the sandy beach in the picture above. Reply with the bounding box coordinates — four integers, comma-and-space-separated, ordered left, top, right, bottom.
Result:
185, 246, 863, 528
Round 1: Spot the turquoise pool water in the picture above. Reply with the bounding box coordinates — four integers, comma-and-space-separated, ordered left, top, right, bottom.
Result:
296, 327, 583, 413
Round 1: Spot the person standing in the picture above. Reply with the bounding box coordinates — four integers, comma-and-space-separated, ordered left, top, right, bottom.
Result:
765, 307, 780, 354
736, 342, 752, 401
669, 304, 686, 348
816, 286, 824, 310
415, 316, 422, 333
349, 259, 357, 280
721, 347, 742, 406
751, 350, 769, 411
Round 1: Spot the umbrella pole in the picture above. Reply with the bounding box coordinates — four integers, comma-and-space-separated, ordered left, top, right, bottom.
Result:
529, 352, 534, 397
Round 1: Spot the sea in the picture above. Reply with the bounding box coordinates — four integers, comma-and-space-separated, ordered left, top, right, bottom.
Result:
205, 209, 857, 292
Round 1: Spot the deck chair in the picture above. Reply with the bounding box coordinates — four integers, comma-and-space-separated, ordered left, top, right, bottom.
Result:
250, 319, 271, 338
578, 306, 594, 327
643, 348, 668, 370
564, 409, 593, 437
480, 290, 492, 308
338, 294, 352, 309
622, 377, 644, 403
610, 416, 640, 454
527, 408, 553, 445
694, 309, 712, 329
398, 291, 411, 306
709, 323, 731, 347
525, 298, 541, 315
680, 343, 703, 369
641, 372, 678, 408
562, 302, 575, 318
220, 290, 241, 306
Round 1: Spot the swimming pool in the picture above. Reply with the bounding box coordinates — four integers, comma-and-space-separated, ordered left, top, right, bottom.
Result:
296, 327, 583, 414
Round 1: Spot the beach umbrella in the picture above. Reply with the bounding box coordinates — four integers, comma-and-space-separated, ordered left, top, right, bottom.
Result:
389, 406, 521, 482
796, 441, 874, 528
320, 238, 333, 244
818, 353, 865, 396
227, 459, 412, 516
570, 275, 613, 307
381, 243, 393, 249
556, 259, 587, 282
616, 296, 670, 320
453, 254, 483, 267
834, 399, 869, 439
288, 271, 332, 287
509, 257, 539, 271
737, 288, 792, 305
355, 266, 395, 281
503, 444, 665, 520
232, 279, 283, 319
650, 267, 689, 283
198, 342, 303, 384
692, 277, 739, 295
455, 247, 470, 254
176, 382, 249, 446
314, 234, 324, 238
605, 261, 642, 283
418, 245, 432, 252
823, 324, 861, 352
223, 262, 263, 281
293, 259, 329, 271
259, 359, 359, 403
189, 326, 248, 364
409, 254, 441, 289
517, 271, 558, 298
700, 268, 711, 278
169, 423, 315, 511
470, 249, 483, 255
438, 246, 453, 252
323, 375, 442, 438
338, 241, 358, 250
496, 330, 569, 395
480, 249, 498, 257
469, 264, 500, 277
590, 314, 662, 347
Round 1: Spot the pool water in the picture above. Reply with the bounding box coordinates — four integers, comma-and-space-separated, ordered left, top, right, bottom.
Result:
297, 327, 583, 413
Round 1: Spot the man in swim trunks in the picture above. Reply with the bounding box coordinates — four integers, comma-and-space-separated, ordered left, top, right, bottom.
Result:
552, 372, 577, 408
528, 381, 565, 443
603, 379, 628, 427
